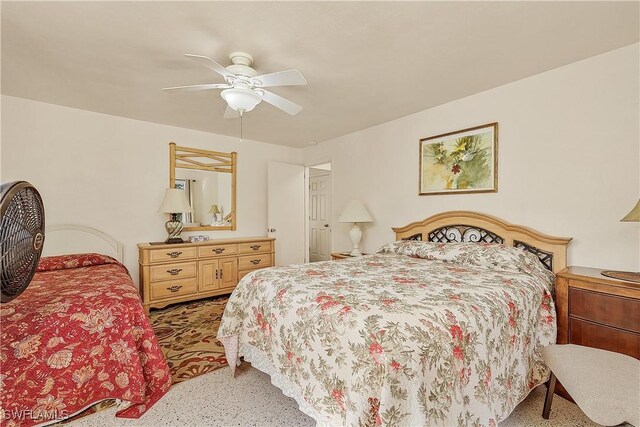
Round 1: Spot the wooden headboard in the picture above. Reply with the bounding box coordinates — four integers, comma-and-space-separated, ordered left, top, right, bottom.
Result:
392, 211, 572, 273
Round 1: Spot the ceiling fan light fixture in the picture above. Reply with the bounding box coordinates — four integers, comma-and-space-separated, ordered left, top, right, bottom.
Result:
221, 88, 262, 113
166, 52, 305, 116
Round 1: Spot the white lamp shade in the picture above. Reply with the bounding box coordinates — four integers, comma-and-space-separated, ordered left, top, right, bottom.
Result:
221, 88, 262, 113
158, 188, 193, 213
338, 200, 373, 223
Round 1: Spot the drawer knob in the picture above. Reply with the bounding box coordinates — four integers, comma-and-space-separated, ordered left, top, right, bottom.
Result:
250, 259, 261, 265
250, 245, 261, 250
167, 268, 182, 276
212, 248, 225, 254
167, 251, 182, 258
167, 285, 182, 293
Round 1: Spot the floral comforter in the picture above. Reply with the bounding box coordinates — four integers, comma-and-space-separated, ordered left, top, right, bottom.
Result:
0, 254, 171, 427
218, 241, 556, 426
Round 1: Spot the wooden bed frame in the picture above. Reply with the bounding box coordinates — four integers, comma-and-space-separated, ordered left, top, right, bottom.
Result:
393, 211, 572, 273
43, 224, 124, 263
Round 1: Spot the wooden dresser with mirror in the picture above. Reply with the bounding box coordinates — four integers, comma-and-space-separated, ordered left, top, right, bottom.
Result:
139, 143, 275, 312
138, 237, 275, 312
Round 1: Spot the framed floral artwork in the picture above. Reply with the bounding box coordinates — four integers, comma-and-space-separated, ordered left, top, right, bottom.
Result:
419, 123, 498, 195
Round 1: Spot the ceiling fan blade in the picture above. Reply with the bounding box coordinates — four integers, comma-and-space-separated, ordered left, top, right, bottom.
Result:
185, 54, 235, 79
261, 90, 303, 115
253, 70, 307, 87
162, 83, 230, 92
224, 105, 240, 119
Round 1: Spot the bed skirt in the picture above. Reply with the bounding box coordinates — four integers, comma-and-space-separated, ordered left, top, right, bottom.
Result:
219, 335, 327, 425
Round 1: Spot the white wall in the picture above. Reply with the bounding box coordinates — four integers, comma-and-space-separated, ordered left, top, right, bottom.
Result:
2, 43, 638, 278
0, 96, 301, 284
303, 44, 640, 271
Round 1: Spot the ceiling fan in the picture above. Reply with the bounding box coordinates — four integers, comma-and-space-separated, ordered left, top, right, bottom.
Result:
163, 52, 307, 117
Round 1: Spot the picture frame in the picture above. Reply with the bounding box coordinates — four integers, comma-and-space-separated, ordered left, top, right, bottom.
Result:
419, 122, 498, 195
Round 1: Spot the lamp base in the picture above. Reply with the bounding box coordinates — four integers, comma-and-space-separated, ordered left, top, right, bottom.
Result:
349, 223, 363, 256
164, 237, 185, 244
601, 270, 640, 283
165, 216, 184, 244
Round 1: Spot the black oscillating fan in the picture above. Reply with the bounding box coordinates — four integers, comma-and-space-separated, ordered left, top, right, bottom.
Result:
0, 181, 45, 303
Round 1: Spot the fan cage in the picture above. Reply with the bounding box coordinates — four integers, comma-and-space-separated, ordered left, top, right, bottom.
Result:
0, 181, 45, 303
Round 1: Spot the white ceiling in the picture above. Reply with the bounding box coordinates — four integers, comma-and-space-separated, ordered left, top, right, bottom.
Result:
2, 1, 638, 147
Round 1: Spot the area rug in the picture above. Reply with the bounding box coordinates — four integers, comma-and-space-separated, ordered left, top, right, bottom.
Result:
151, 295, 230, 383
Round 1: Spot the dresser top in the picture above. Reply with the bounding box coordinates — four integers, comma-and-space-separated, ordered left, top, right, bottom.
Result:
138, 236, 274, 250
558, 266, 640, 290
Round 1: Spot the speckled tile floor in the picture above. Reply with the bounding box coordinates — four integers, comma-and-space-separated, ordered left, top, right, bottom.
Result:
68, 363, 598, 427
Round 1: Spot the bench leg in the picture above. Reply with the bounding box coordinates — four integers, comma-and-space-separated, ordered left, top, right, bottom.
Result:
542, 372, 556, 419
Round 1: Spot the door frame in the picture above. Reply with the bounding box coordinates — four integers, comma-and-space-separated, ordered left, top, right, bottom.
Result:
304, 157, 334, 263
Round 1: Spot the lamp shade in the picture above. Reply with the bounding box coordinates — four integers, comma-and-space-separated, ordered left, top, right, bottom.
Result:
221, 88, 262, 113
621, 199, 640, 222
157, 188, 193, 214
338, 200, 373, 223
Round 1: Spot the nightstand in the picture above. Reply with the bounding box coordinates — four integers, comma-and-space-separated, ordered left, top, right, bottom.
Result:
552, 267, 640, 403
555, 266, 640, 358
331, 252, 368, 260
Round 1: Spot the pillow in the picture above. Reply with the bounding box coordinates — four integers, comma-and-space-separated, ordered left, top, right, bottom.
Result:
377, 240, 554, 283
37, 253, 121, 272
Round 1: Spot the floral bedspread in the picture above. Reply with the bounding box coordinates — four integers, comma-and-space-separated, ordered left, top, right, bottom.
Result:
0, 254, 171, 427
218, 242, 556, 426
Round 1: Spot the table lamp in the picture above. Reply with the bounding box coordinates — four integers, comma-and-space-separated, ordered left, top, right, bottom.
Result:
158, 188, 193, 244
338, 200, 373, 256
601, 199, 640, 283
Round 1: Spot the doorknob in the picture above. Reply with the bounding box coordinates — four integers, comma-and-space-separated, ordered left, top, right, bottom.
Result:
268, 228, 276, 232
324, 224, 330, 227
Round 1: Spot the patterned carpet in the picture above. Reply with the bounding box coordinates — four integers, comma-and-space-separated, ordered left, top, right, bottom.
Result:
151, 295, 230, 384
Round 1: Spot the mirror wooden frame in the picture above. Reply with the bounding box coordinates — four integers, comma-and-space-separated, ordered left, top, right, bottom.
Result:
169, 142, 237, 231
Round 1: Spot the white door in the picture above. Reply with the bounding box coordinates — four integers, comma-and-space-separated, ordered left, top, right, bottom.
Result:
268, 162, 306, 266
309, 174, 332, 262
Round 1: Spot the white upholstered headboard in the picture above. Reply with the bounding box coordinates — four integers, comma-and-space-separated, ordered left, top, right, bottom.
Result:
43, 225, 124, 263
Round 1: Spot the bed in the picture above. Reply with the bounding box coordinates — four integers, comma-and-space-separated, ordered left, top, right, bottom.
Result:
0, 225, 171, 427
217, 211, 572, 426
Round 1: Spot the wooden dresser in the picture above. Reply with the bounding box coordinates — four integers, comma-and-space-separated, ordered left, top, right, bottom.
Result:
556, 266, 640, 359
138, 237, 275, 312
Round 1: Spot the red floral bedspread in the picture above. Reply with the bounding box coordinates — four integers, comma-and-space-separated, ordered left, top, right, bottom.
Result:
0, 254, 171, 426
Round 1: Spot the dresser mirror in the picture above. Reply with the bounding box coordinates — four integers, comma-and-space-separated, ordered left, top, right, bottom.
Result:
169, 143, 237, 231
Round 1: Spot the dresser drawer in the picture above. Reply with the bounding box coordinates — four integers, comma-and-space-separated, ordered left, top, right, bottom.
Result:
150, 278, 197, 301
239, 268, 265, 281
198, 244, 238, 258
238, 270, 252, 282
238, 241, 271, 254
570, 318, 640, 359
569, 286, 640, 333
238, 253, 272, 270
149, 247, 197, 263
150, 262, 196, 282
